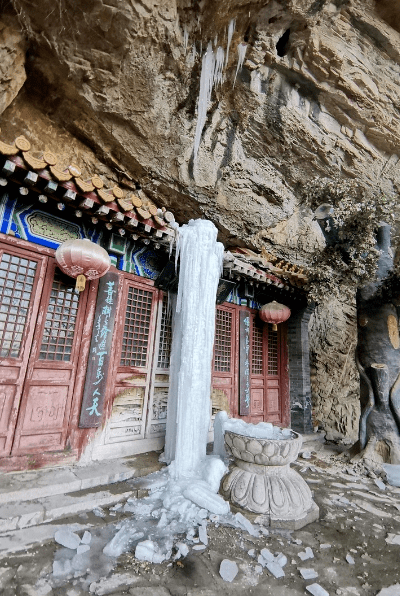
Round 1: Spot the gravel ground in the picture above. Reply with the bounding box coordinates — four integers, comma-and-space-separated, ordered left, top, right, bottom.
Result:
1, 438, 400, 596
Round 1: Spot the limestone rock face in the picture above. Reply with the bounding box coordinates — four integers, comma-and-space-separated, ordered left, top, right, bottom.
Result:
0, 16, 26, 116
1, 0, 399, 437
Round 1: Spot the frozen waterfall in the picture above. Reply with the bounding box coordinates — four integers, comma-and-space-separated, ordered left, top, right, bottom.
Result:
165, 219, 224, 479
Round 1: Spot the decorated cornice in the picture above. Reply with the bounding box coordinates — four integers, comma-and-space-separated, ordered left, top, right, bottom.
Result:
0, 132, 175, 244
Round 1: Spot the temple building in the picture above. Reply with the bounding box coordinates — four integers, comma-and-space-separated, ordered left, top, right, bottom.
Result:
0, 134, 312, 471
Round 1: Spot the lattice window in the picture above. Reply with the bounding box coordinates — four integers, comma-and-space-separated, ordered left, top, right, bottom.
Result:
0, 252, 37, 358
39, 271, 80, 361
252, 319, 263, 374
120, 286, 153, 367
268, 324, 279, 375
157, 295, 173, 369
214, 308, 232, 372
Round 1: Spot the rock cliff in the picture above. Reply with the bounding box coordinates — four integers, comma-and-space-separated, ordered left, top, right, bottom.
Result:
2, 0, 400, 438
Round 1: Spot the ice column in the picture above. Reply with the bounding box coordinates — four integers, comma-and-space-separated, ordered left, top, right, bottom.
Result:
165, 220, 224, 478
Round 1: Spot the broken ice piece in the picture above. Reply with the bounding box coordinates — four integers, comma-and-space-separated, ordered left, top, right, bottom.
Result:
92, 507, 106, 517
248, 549, 255, 557
376, 585, 400, 595
306, 583, 329, 596
234, 512, 258, 536
299, 568, 318, 579
374, 478, 386, 491
385, 534, 400, 545
199, 521, 208, 545
320, 544, 331, 549
266, 561, 285, 578
76, 544, 90, 555
298, 547, 314, 561
183, 484, 229, 515
260, 548, 274, 563
255, 565, 263, 574
135, 540, 167, 564
219, 559, 238, 582
52, 559, 72, 577
193, 545, 206, 550
301, 451, 312, 459
54, 529, 81, 550
175, 542, 189, 559
346, 554, 355, 565
81, 531, 92, 545
293, 538, 303, 545
275, 553, 287, 568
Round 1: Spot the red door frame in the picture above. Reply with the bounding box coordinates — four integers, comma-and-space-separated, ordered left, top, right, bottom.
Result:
0, 232, 98, 471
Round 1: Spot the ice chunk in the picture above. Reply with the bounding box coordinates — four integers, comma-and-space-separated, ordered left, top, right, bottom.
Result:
382, 464, 400, 487
53, 559, 72, 577
299, 547, 314, 561
183, 484, 229, 515
76, 544, 90, 555
223, 417, 295, 440
255, 564, 263, 574
234, 512, 258, 536
275, 553, 287, 568
193, 545, 206, 550
213, 411, 228, 458
219, 559, 238, 582
260, 548, 274, 563
199, 521, 208, 546
201, 456, 227, 492
175, 542, 189, 559
266, 561, 285, 578
306, 584, 330, 596
103, 523, 144, 558
346, 554, 355, 565
92, 507, 106, 518
374, 478, 386, 491
385, 534, 400, 545
299, 568, 318, 579
135, 540, 168, 564
81, 531, 92, 545
377, 586, 400, 595
248, 549, 255, 557
320, 544, 331, 549
54, 529, 81, 550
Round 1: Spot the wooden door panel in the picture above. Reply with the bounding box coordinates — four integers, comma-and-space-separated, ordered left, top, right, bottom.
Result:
0, 243, 48, 456
105, 277, 159, 444
12, 261, 89, 455
211, 305, 237, 419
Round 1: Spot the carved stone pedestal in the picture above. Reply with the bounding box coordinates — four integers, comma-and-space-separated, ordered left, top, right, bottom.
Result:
221, 430, 319, 529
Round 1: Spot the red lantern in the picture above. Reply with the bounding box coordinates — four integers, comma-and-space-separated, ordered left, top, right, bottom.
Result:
55, 239, 111, 292
259, 301, 291, 330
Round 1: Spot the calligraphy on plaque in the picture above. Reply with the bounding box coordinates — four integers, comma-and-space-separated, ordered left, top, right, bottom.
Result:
239, 311, 251, 416
79, 271, 119, 428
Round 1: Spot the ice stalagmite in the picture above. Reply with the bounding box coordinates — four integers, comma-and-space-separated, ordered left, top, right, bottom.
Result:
165, 220, 224, 478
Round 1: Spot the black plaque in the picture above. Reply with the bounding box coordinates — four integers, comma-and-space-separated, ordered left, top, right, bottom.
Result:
79, 271, 119, 428
239, 310, 251, 416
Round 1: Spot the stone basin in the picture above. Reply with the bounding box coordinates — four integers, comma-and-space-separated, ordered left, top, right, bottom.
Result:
221, 428, 319, 530
224, 429, 302, 467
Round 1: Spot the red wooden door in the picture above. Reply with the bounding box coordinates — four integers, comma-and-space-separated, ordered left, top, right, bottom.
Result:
104, 275, 159, 444
0, 243, 48, 456
211, 305, 238, 417
11, 259, 90, 455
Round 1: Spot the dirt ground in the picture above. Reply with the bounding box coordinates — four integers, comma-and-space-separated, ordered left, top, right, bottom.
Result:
1, 439, 400, 596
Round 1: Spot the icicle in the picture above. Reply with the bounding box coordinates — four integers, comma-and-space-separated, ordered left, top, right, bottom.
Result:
224, 18, 235, 69
191, 43, 197, 62
233, 42, 247, 88
214, 34, 218, 47
183, 26, 189, 54
213, 46, 225, 87
193, 42, 215, 160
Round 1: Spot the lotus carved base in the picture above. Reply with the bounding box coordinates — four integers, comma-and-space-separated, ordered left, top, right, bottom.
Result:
221, 430, 319, 530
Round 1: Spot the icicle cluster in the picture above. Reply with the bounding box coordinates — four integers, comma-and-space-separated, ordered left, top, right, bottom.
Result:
233, 42, 248, 87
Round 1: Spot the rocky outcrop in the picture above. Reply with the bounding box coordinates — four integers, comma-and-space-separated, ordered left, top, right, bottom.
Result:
0, 15, 26, 116
2, 0, 400, 437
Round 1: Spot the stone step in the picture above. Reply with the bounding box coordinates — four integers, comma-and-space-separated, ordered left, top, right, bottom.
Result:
0, 451, 162, 505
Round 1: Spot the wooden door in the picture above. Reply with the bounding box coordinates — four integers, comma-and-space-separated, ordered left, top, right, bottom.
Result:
0, 243, 48, 456
104, 275, 159, 444
211, 305, 238, 418
11, 260, 90, 455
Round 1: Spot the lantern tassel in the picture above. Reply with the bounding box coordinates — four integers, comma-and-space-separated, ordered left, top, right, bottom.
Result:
75, 274, 86, 292
272, 323, 278, 331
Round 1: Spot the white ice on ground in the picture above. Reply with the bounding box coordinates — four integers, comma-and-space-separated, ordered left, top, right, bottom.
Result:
385, 533, 400, 545
81, 531, 92, 545
299, 547, 314, 561
234, 512, 258, 536
135, 539, 171, 564
266, 561, 285, 578
54, 529, 81, 550
225, 18, 235, 68
306, 584, 330, 596
76, 544, 90, 555
346, 554, 355, 565
299, 568, 318, 579
219, 559, 239, 582
382, 464, 400, 487
199, 520, 208, 545
377, 585, 400, 595
233, 43, 247, 87
103, 520, 144, 557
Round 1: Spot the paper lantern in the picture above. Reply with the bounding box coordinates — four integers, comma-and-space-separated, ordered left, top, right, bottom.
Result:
259, 301, 291, 330
55, 239, 111, 292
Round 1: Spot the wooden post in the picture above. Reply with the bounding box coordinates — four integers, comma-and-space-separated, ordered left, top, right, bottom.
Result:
239, 310, 251, 416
